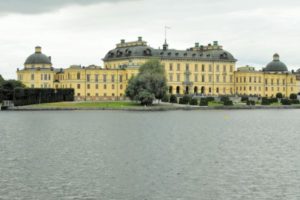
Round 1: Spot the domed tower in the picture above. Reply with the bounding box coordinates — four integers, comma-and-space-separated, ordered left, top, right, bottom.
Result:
24, 46, 52, 69
263, 53, 288, 72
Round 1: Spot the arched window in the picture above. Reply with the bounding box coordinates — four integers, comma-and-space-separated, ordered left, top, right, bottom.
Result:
176, 86, 180, 94
169, 86, 173, 94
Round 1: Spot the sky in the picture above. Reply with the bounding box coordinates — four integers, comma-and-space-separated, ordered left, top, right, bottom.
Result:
0, 0, 300, 79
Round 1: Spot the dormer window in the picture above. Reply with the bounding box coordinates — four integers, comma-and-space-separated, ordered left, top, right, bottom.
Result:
160, 52, 164, 55
184, 53, 187, 56
175, 53, 179, 56
168, 52, 171, 56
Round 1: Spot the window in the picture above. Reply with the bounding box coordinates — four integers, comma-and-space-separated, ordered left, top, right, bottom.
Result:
185, 64, 189, 71
111, 75, 115, 83
120, 85, 123, 90
216, 75, 220, 82
169, 74, 173, 81
202, 64, 205, 72
48, 74, 51, 80
95, 75, 99, 82
104, 84, 107, 89
209, 75, 212, 82
194, 74, 198, 82
95, 84, 99, 89
236, 77, 238, 83
87, 74, 90, 82
223, 65, 226, 72
112, 93, 115, 97
41, 74, 43, 80
230, 65, 233, 72
44, 74, 47, 81
201, 75, 205, 82
177, 74, 180, 82
177, 64, 180, 71
119, 75, 123, 82
230, 75, 233, 82
169, 63, 173, 71
112, 84, 115, 89
249, 77, 252, 83
87, 84, 90, 89
195, 64, 198, 72
216, 65, 220, 72
77, 84, 80, 89
223, 75, 226, 83
77, 72, 81, 80
31, 74, 34, 81
209, 65, 212, 72
103, 74, 107, 82
87, 93, 90, 97
77, 93, 80, 96
216, 88, 219, 93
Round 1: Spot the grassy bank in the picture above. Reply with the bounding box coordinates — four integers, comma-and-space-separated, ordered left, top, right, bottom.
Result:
26, 101, 141, 108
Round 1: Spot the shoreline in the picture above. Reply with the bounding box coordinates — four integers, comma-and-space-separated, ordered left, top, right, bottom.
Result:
5, 105, 300, 111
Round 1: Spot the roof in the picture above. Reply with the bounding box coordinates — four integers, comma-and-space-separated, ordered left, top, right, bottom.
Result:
103, 39, 237, 62
24, 46, 52, 65
263, 54, 288, 72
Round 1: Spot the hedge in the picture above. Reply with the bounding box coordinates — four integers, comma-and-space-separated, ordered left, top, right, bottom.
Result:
12, 88, 74, 106
199, 98, 208, 106
189, 98, 198, 105
281, 98, 291, 105
169, 95, 177, 103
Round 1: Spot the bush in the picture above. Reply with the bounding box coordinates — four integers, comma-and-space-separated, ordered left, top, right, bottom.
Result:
169, 95, 177, 103
281, 98, 291, 105
206, 97, 215, 102
247, 100, 256, 106
189, 98, 198, 105
270, 98, 278, 104
138, 91, 155, 106
290, 93, 297, 100
199, 98, 208, 106
161, 94, 169, 102
261, 97, 270, 105
241, 96, 249, 102
276, 93, 283, 99
224, 100, 233, 106
290, 99, 300, 104
220, 96, 230, 103
179, 95, 190, 104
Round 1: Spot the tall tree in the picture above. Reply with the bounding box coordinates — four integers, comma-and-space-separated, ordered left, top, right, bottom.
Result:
0, 74, 4, 86
126, 59, 167, 105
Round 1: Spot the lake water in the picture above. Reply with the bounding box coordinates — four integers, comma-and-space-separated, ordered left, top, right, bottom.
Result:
0, 110, 300, 200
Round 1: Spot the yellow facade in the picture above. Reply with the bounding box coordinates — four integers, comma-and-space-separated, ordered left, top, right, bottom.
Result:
17, 38, 298, 100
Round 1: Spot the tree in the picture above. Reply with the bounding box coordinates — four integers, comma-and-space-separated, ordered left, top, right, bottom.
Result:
0, 80, 25, 90
125, 59, 168, 105
0, 74, 4, 86
276, 92, 283, 99
290, 93, 297, 100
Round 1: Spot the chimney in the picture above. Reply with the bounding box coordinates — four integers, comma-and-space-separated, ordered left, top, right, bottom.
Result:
138, 36, 142, 41
35, 46, 42, 53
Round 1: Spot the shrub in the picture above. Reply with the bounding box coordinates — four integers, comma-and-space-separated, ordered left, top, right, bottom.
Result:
220, 96, 230, 103
179, 95, 190, 104
276, 93, 283, 99
241, 96, 249, 102
247, 100, 255, 106
138, 90, 155, 106
206, 97, 215, 102
189, 98, 198, 105
290, 93, 298, 100
199, 98, 208, 106
261, 97, 270, 105
169, 95, 177, 103
281, 98, 291, 105
290, 99, 300, 104
161, 94, 169, 102
224, 100, 233, 106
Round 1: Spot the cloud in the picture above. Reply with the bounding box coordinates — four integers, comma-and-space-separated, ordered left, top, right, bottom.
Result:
0, 0, 136, 14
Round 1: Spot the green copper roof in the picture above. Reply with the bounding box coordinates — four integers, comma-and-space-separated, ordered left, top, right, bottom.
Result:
263, 54, 288, 72
24, 46, 52, 65
103, 40, 236, 62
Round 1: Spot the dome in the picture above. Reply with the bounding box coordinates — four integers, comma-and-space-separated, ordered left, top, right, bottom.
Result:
263, 53, 288, 72
103, 46, 155, 61
24, 46, 52, 65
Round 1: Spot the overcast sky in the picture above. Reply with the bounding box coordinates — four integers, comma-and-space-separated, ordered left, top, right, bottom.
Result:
0, 0, 300, 79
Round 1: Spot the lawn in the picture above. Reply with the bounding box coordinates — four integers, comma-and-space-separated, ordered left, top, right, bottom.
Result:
30, 101, 141, 108
208, 101, 224, 107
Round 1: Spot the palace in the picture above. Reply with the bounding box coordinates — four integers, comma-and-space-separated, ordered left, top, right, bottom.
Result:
17, 37, 298, 100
